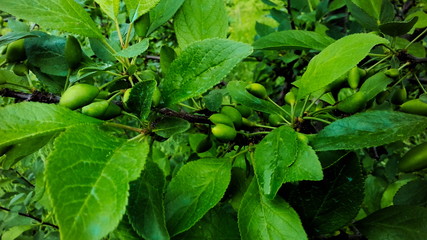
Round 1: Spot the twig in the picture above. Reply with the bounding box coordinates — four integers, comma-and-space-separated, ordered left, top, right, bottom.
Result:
0, 89, 59, 103
0, 206, 59, 229
158, 108, 210, 124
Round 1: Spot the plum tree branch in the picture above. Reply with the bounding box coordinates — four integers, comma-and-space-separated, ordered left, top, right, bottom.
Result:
0, 206, 59, 229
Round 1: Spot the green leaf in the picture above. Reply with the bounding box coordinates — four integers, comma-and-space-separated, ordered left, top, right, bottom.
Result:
345, 0, 379, 30
238, 180, 308, 240
284, 153, 364, 234
379, 17, 419, 37
89, 38, 117, 62
125, 80, 156, 119
254, 126, 323, 199
45, 126, 149, 240
0, 102, 102, 149
293, 33, 388, 98
0, 32, 38, 47
175, 205, 240, 240
115, 39, 149, 58
160, 46, 177, 75
159, 39, 252, 106
351, 0, 382, 20
109, 216, 141, 240
124, 0, 161, 23
147, 0, 185, 35
127, 161, 169, 240
25, 32, 69, 77
165, 158, 232, 236
253, 30, 335, 51
94, 0, 120, 20
380, 0, 396, 23
393, 180, 427, 207
0, 0, 103, 38
312, 111, 427, 151
1, 135, 54, 169
174, 0, 228, 49
358, 72, 392, 101
355, 206, 427, 240
226, 81, 279, 115
153, 117, 191, 138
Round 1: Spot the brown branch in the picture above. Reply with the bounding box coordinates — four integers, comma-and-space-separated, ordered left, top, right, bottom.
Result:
157, 108, 210, 124
0, 206, 59, 229
0, 88, 59, 103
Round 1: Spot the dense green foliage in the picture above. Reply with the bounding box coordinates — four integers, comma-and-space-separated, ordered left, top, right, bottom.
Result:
1, 0, 427, 239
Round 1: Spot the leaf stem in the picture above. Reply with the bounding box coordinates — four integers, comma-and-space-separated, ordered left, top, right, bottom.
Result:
104, 122, 147, 134
366, 55, 392, 72
405, 27, 427, 50
266, 97, 291, 117
414, 74, 427, 94
303, 116, 332, 124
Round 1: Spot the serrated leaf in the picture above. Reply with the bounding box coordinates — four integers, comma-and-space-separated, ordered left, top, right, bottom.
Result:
345, 0, 379, 30
0, 0, 103, 38
355, 206, 427, 240
127, 161, 169, 240
94, 0, 120, 20
393, 180, 427, 207
174, 0, 228, 49
153, 117, 190, 138
0, 32, 38, 47
226, 81, 279, 115
159, 39, 252, 106
126, 80, 156, 119
125, 0, 161, 23
115, 39, 149, 58
379, 17, 419, 37
0, 102, 102, 148
147, 0, 185, 35
160, 46, 177, 75
45, 126, 149, 240
253, 30, 335, 51
238, 180, 308, 240
312, 111, 427, 151
254, 126, 323, 199
351, 0, 382, 20
284, 153, 364, 234
25, 32, 69, 77
109, 216, 141, 240
293, 33, 388, 98
165, 158, 232, 236
175, 205, 240, 240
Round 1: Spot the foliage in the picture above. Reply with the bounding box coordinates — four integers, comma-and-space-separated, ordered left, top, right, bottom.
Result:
1, 0, 427, 239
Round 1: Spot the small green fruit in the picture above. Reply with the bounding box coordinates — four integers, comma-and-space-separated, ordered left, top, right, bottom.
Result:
209, 113, 234, 127
59, 84, 99, 110
221, 106, 242, 128
337, 92, 366, 113
348, 67, 360, 89
211, 124, 237, 141
384, 68, 399, 78
96, 91, 110, 99
390, 87, 407, 105
152, 86, 161, 107
64, 35, 82, 69
122, 88, 131, 110
398, 142, 427, 172
246, 83, 268, 99
12, 63, 28, 76
284, 92, 296, 105
101, 102, 122, 120
268, 114, 283, 127
337, 88, 356, 102
6, 39, 26, 63
82, 101, 109, 118
242, 117, 255, 127
400, 99, 427, 116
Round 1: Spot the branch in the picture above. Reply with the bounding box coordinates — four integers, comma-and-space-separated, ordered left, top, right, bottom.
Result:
0, 88, 59, 103
0, 206, 59, 229
157, 108, 210, 124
